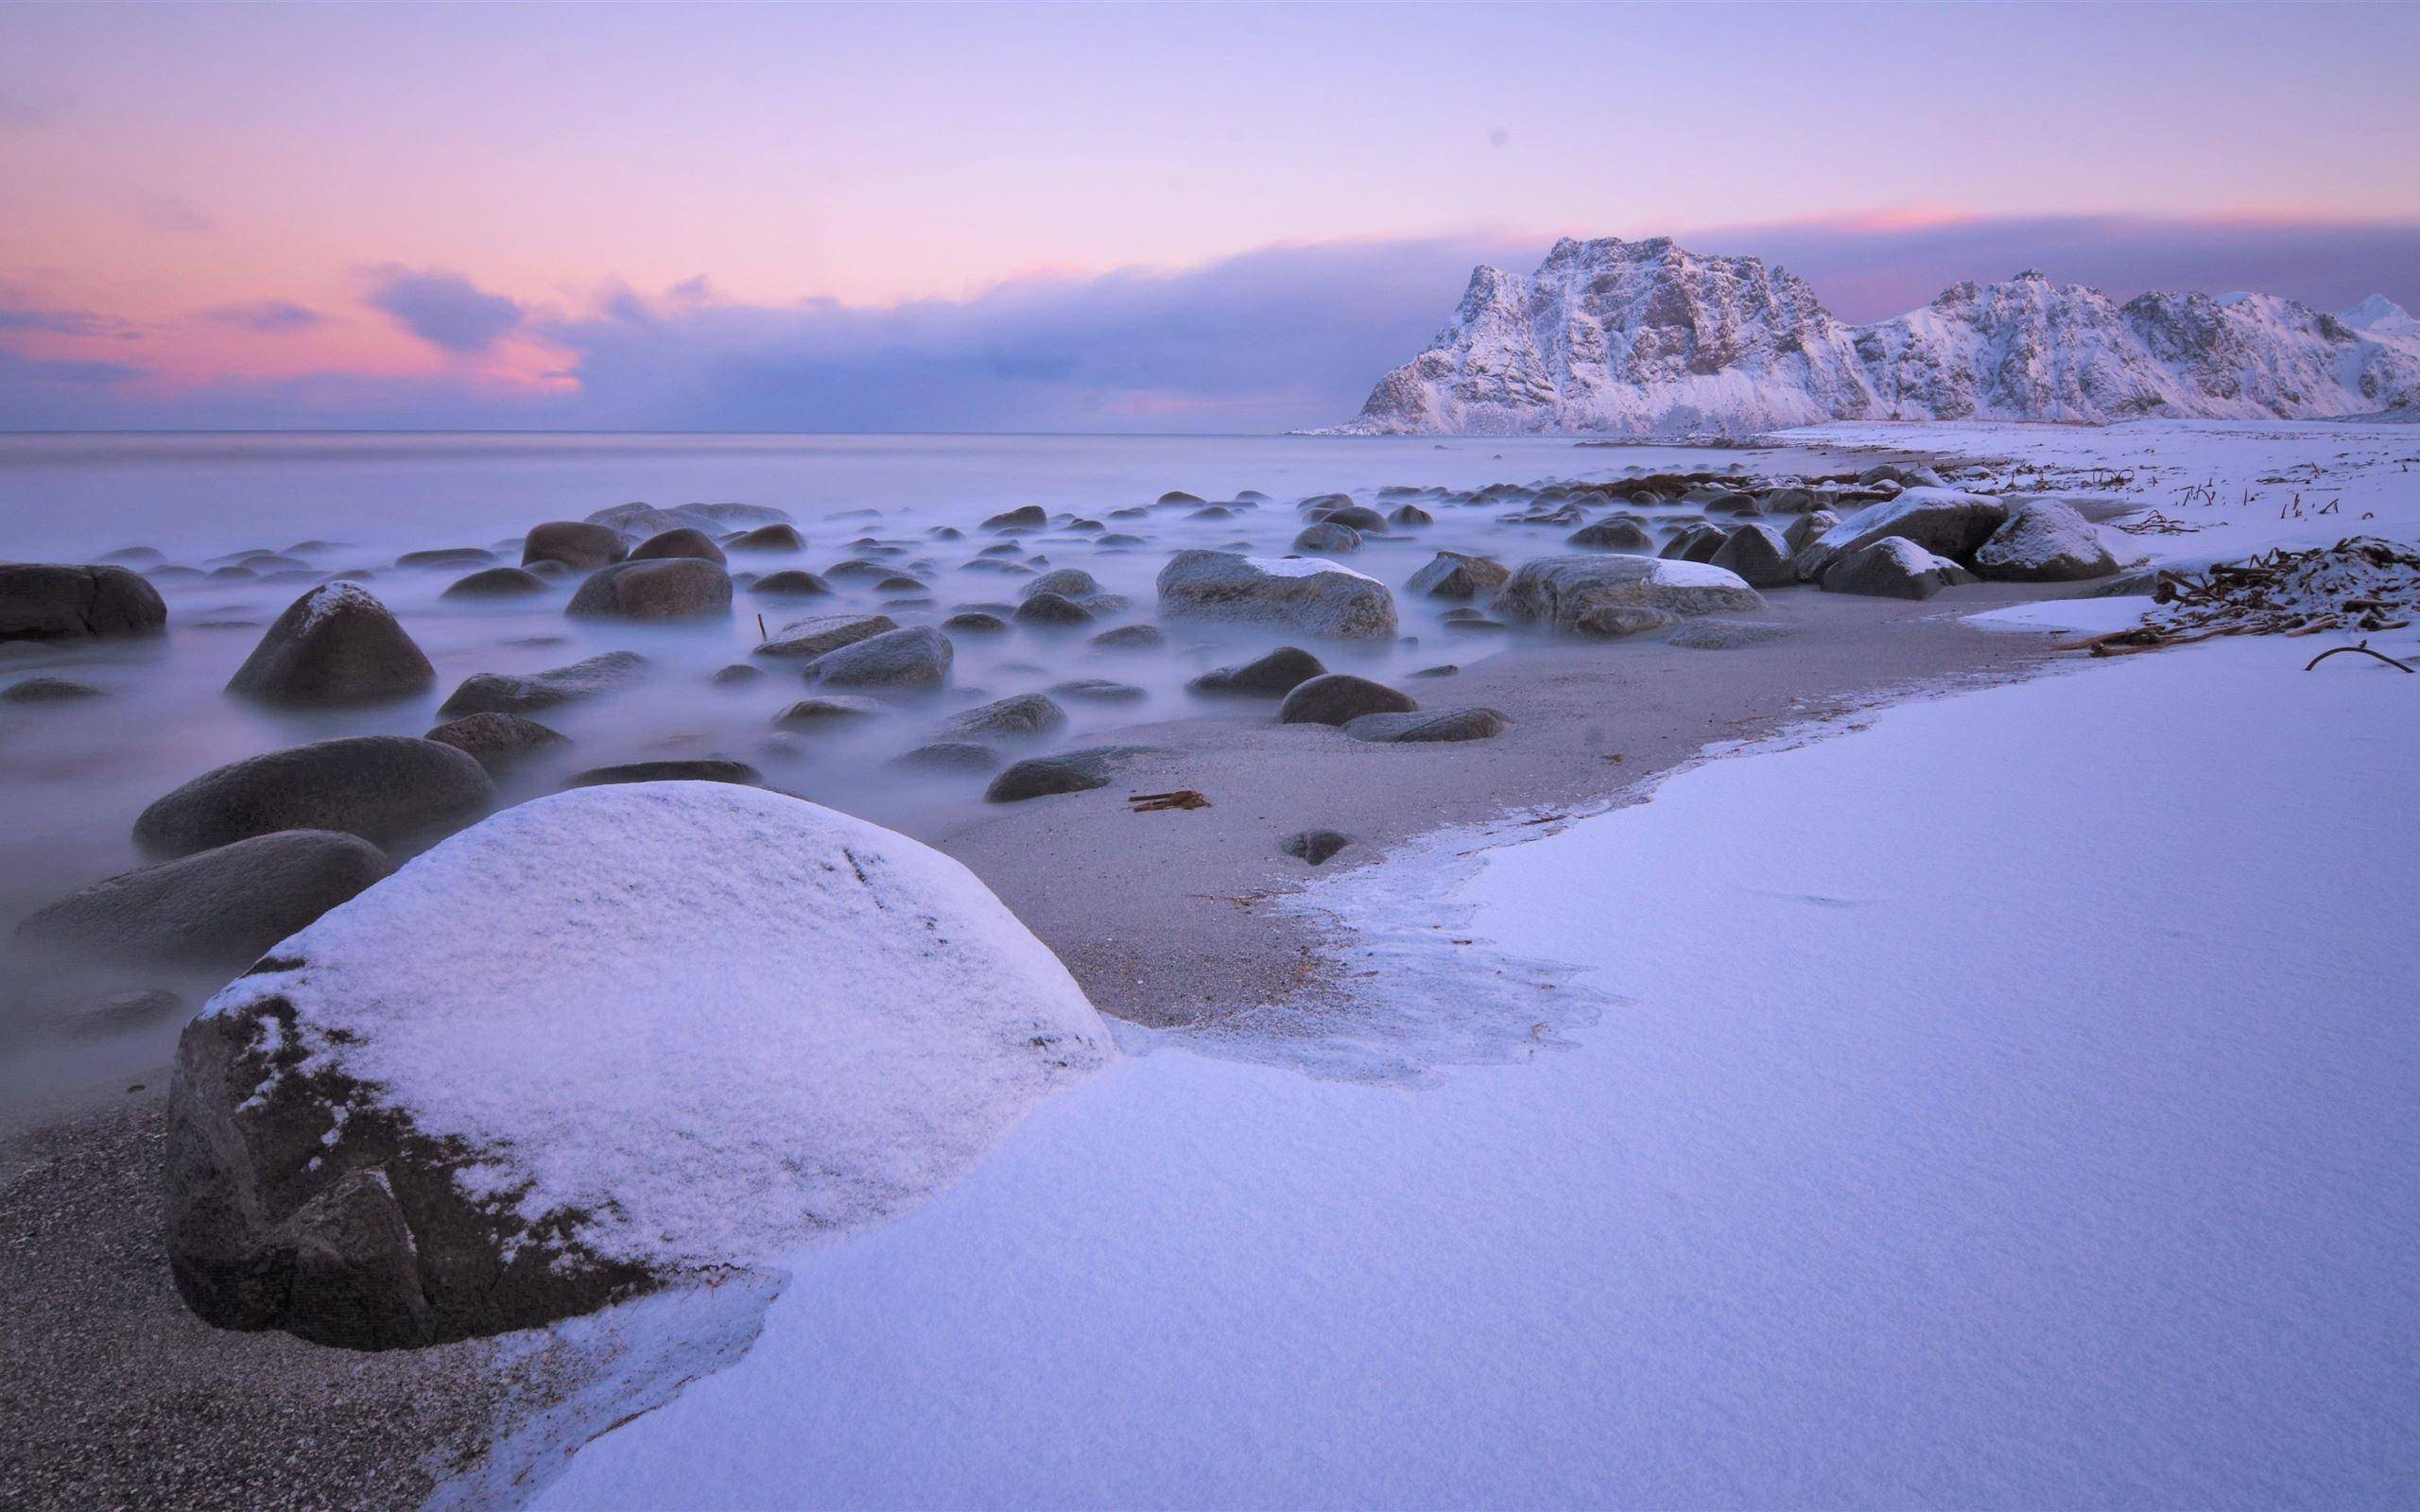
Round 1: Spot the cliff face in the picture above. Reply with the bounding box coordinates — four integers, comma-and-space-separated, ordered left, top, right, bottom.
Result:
1333, 239, 2420, 435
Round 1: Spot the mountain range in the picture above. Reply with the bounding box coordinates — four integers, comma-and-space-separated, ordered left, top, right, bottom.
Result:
1329, 236, 2420, 435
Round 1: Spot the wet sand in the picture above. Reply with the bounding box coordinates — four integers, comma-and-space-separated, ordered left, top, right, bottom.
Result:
0, 566, 2089, 1510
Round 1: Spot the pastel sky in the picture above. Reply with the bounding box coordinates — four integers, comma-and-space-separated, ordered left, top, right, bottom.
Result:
4, 1, 2416, 431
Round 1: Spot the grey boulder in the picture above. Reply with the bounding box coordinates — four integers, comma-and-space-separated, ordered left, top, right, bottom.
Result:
1820, 538, 1978, 599
522, 522, 628, 571
225, 584, 435, 707
1341, 707, 1512, 744
1157, 550, 1396, 641
1791, 489, 2008, 580
1492, 555, 1764, 634
1277, 673, 1416, 727
1972, 501, 2121, 582
437, 650, 646, 717
1566, 520, 1655, 552
1186, 645, 1326, 697
804, 626, 952, 690
424, 713, 570, 772
135, 736, 493, 858
565, 559, 733, 621
984, 745, 1162, 803
754, 612, 896, 661
1406, 551, 1510, 601
11, 829, 391, 971
940, 693, 1067, 742
1708, 524, 1796, 589
0, 563, 168, 642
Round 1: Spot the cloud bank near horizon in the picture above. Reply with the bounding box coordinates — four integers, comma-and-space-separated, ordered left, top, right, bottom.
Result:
6, 215, 2418, 433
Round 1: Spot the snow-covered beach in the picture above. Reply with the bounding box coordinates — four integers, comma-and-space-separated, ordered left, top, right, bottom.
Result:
4, 419, 2414, 1508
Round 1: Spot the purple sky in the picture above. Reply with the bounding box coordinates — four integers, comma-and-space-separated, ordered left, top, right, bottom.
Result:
3, 2, 2415, 431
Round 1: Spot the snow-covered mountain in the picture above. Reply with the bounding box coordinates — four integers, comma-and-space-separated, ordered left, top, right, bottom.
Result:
1331, 238, 2420, 435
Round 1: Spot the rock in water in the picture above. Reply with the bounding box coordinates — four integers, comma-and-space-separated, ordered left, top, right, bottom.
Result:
567, 760, 762, 788
1708, 524, 1796, 588
565, 558, 733, 621
135, 736, 493, 858
522, 521, 629, 571
941, 694, 1067, 741
628, 527, 729, 565
0, 563, 168, 642
1012, 592, 1095, 627
424, 713, 569, 772
441, 566, 548, 599
2, 675, 105, 702
1491, 555, 1764, 634
1565, 519, 1655, 552
1276, 673, 1417, 727
1185, 645, 1327, 697
1406, 551, 1511, 600
12, 830, 391, 971
728, 524, 804, 553
224, 584, 435, 707
753, 612, 897, 661
165, 782, 1111, 1348
437, 651, 647, 717
804, 626, 953, 690
1290, 523, 1363, 554
1789, 488, 2009, 580
1972, 501, 2122, 581
1820, 537, 1978, 599
1021, 568, 1100, 601
1157, 550, 1397, 640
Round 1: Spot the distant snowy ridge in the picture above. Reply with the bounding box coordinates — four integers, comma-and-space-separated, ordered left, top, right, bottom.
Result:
1329, 236, 2420, 435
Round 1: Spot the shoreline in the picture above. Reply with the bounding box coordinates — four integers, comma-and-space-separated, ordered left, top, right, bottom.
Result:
0, 574, 2090, 1510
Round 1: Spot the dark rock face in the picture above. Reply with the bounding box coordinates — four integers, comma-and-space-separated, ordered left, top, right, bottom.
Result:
941, 693, 1067, 742
1090, 624, 1165, 651
441, 566, 549, 599
437, 651, 647, 718
1050, 679, 1145, 704
1013, 592, 1096, 627
1659, 524, 1727, 562
1022, 569, 1101, 601
1291, 523, 1363, 554
891, 741, 1002, 774
1157, 551, 1398, 641
772, 695, 889, 728
1186, 645, 1327, 698
1341, 707, 1512, 743
982, 505, 1048, 531
1566, 520, 1655, 552
1820, 538, 1977, 599
1708, 524, 1797, 588
942, 611, 1010, 635
565, 559, 733, 621
566, 760, 762, 788
728, 524, 805, 553
134, 737, 493, 858
628, 527, 729, 565
2, 675, 104, 702
395, 548, 496, 571
1387, 504, 1434, 527
1282, 830, 1352, 866
804, 626, 952, 689
748, 570, 832, 597
0, 564, 168, 642
754, 612, 896, 661
1492, 555, 1764, 633
11, 830, 391, 971
167, 1010, 658, 1349
1277, 673, 1417, 728
1407, 551, 1511, 600
225, 585, 435, 707
522, 521, 629, 571
983, 745, 1161, 803
1315, 504, 1387, 532
1791, 490, 2009, 580
424, 713, 570, 772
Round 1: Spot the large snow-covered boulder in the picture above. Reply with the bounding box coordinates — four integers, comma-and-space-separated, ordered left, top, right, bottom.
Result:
1972, 500, 2123, 582
1790, 488, 2009, 580
1490, 554, 1765, 635
1157, 551, 1398, 641
166, 782, 1111, 1349
1820, 537, 1977, 599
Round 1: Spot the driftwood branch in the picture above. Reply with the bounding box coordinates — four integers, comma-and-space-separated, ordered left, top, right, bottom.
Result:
2304, 642, 2415, 674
